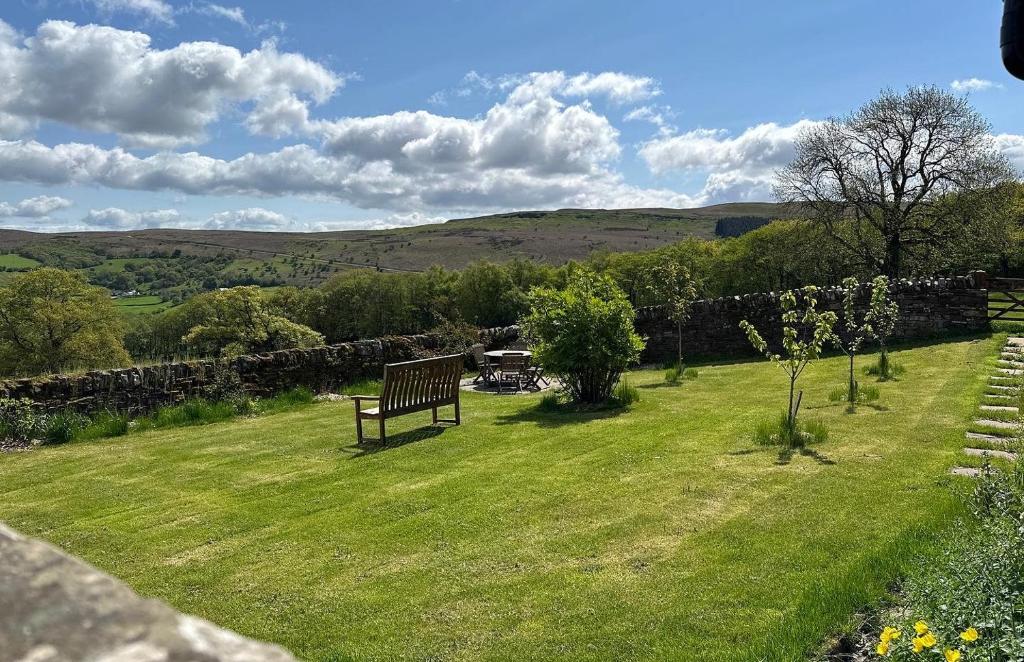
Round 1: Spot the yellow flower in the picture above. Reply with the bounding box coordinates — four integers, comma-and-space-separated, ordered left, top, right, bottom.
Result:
876, 641, 890, 656
914, 620, 930, 635
960, 627, 979, 642
921, 632, 937, 648
944, 650, 961, 662
912, 637, 926, 653
881, 626, 901, 643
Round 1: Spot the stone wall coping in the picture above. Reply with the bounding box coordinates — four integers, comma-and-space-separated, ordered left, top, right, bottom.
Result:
0, 523, 297, 662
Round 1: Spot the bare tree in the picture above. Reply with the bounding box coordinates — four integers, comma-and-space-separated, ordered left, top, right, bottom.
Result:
775, 87, 1016, 279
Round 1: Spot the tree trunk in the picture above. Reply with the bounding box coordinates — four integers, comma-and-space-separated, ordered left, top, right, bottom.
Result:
848, 353, 856, 404
676, 321, 684, 369
788, 376, 797, 431
884, 233, 902, 280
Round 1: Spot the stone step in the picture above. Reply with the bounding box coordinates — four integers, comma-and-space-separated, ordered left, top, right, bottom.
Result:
966, 431, 1011, 444
964, 447, 1019, 462
951, 467, 981, 477
997, 368, 1024, 376
1008, 337, 1024, 347
988, 385, 1020, 392
991, 376, 1018, 383
980, 405, 1020, 413
974, 418, 1019, 431
983, 394, 1015, 401
998, 360, 1024, 369
1001, 352, 1024, 359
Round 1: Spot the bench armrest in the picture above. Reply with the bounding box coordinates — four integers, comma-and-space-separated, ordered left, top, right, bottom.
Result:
352, 395, 380, 414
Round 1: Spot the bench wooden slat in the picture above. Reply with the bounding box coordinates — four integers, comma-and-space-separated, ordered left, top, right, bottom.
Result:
354, 354, 463, 444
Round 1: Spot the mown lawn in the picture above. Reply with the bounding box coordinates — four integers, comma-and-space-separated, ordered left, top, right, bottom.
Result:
0, 337, 997, 661
114, 294, 175, 314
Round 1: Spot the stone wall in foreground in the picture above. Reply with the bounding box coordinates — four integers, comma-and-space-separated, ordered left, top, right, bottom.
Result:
0, 523, 297, 662
636, 274, 989, 363
0, 326, 521, 415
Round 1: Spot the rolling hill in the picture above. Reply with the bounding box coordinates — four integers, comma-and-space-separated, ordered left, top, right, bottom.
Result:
0, 203, 789, 302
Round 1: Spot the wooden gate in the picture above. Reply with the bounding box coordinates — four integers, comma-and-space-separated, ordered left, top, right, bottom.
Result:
987, 276, 1024, 322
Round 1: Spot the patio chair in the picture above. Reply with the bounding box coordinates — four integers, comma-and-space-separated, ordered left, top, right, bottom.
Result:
496, 352, 529, 394
526, 363, 549, 390
470, 343, 496, 385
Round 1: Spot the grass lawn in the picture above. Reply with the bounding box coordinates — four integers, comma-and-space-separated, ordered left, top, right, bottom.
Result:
114, 294, 175, 315
0, 337, 997, 661
0, 253, 41, 269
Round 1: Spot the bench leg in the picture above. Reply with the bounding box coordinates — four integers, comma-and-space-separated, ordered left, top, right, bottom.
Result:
379, 417, 386, 445
454, 397, 461, 425
432, 407, 438, 424
355, 407, 364, 445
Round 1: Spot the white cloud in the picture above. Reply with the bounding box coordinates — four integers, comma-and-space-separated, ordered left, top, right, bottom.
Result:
562, 72, 661, 104
0, 195, 72, 218
624, 105, 676, 136
951, 78, 1002, 93
636, 120, 824, 203
194, 4, 248, 27
992, 133, 1024, 174
204, 207, 290, 230
0, 20, 343, 147
89, 0, 175, 25
81, 207, 180, 229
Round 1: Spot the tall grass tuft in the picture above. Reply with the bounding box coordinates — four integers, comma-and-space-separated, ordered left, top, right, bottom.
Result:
611, 378, 640, 406
754, 411, 828, 448
42, 411, 86, 445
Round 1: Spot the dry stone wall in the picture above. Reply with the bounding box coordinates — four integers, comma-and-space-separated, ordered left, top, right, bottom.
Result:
636, 274, 989, 363
0, 326, 521, 415
0, 271, 987, 414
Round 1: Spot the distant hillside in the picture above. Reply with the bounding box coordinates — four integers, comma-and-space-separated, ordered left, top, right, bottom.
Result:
0, 203, 790, 302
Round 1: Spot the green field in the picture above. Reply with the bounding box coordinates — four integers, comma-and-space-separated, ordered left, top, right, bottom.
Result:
0, 253, 41, 269
114, 295, 175, 315
0, 338, 994, 661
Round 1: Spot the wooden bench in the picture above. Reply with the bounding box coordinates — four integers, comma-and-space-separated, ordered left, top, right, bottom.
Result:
353, 354, 464, 444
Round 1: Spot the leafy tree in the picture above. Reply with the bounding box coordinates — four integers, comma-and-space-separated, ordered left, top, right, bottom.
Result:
0, 268, 130, 376
740, 287, 837, 442
642, 261, 697, 369
833, 277, 875, 404
180, 286, 324, 357
776, 87, 1015, 278
522, 269, 645, 404
455, 261, 525, 327
863, 275, 901, 380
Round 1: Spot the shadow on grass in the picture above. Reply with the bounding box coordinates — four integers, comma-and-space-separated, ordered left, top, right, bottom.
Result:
342, 424, 451, 458
728, 445, 836, 465
806, 402, 890, 413
494, 404, 628, 428
776, 446, 836, 466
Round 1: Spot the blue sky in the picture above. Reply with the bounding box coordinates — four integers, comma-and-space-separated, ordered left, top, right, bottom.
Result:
0, 0, 1021, 232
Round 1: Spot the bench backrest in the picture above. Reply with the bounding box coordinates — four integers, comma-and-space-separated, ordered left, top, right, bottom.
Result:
380, 354, 463, 415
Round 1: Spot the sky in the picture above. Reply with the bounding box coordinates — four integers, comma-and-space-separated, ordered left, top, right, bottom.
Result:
0, 0, 1022, 232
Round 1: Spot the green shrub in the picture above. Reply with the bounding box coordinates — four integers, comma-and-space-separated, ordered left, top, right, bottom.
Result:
42, 411, 87, 445
521, 269, 644, 404
0, 397, 46, 444
610, 377, 640, 407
